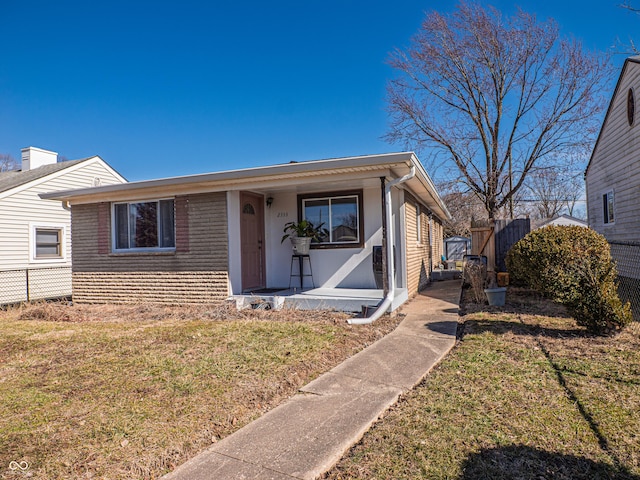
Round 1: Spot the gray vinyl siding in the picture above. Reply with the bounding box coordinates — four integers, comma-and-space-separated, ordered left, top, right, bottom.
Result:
587, 61, 640, 242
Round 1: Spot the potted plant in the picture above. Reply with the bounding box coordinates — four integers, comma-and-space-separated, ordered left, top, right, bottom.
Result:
281, 220, 325, 255
484, 272, 507, 306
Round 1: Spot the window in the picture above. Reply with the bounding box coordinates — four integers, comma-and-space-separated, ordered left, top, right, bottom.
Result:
35, 228, 63, 259
628, 88, 635, 126
113, 199, 175, 251
603, 191, 615, 224
29, 224, 66, 262
298, 191, 363, 247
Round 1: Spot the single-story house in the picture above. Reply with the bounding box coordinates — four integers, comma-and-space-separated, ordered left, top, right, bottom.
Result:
533, 214, 588, 229
585, 55, 640, 319
0, 146, 126, 304
42, 152, 451, 314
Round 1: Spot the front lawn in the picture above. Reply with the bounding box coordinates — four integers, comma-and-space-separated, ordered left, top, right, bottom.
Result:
0, 302, 399, 479
326, 288, 640, 479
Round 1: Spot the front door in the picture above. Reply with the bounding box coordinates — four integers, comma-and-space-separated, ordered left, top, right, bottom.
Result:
240, 192, 266, 291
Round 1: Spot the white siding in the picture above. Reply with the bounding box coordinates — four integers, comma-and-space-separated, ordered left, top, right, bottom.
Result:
0, 159, 125, 272
587, 61, 640, 242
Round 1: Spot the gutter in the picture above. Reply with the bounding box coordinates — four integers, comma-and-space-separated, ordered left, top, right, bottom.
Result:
348, 165, 416, 325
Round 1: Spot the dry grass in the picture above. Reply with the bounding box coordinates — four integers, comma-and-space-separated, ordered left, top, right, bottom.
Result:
0, 301, 401, 479
327, 287, 640, 480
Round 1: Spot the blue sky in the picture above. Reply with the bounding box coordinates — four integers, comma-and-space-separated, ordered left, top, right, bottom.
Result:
1, 1, 638, 181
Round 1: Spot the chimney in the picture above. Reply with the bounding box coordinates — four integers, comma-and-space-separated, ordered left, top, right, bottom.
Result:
21, 146, 58, 171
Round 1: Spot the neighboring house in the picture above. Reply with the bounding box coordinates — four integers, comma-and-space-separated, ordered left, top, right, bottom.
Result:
0, 147, 126, 304
43, 152, 451, 313
585, 55, 640, 319
533, 214, 588, 229
586, 55, 640, 241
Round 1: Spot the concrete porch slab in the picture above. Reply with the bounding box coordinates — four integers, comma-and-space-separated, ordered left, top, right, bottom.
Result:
232, 287, 409, 313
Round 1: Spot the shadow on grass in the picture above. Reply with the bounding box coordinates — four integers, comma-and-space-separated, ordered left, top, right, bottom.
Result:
463, 318, 590, 339
459, 445, 639, 480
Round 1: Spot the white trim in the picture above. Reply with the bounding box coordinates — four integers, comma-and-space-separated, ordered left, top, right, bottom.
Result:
29, 222, 67, 264
40, 152, 451, 221
0, 157, 126, 201
301, 193, 361, 245
111, 197, 177, 253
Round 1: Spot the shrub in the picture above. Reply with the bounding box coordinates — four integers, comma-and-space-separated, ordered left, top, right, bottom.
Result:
506, 226, 632, 334
466, 262, 487, 303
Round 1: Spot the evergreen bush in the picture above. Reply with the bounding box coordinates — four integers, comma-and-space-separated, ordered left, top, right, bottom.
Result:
506, 226, 632, 334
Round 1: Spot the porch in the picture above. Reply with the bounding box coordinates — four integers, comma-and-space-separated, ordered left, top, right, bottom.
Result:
230, 287, 408, 313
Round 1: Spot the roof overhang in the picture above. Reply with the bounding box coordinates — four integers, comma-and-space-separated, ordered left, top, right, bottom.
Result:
41, 152, 452, 221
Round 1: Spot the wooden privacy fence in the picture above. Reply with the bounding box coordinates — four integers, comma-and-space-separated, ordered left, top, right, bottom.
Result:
471, 219, 531, 271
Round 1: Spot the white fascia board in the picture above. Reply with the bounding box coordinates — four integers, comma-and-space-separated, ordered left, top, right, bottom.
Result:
405, 153, 452, 221
41, 152, 416, 204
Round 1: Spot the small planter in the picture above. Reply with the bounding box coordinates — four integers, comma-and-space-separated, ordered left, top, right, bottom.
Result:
484, 287, 507, 306
290, 237, 312, 255
281, 220, 326, 254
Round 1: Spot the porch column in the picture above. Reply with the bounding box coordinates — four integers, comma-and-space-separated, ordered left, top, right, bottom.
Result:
380, 176, 389, 296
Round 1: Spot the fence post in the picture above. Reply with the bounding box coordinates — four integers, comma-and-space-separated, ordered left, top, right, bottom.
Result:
25, 269, 30, 302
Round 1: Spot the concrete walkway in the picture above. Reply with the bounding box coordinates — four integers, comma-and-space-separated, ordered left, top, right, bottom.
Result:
162, 280, 460, 480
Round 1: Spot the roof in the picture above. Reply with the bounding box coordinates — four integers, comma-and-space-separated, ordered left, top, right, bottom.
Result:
585, 55, 640, 177
42, 152, 452, 221
0, 159, 87, 194
444, 236, 471, 242
535, 214, 588, 229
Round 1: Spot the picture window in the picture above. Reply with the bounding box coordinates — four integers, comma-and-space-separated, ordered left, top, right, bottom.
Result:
298, 190, 364, 248
113, 199, 175, 251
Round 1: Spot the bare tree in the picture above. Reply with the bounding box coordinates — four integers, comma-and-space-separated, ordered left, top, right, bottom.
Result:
0, 154, 18, 172
386, 2, 611, 220
620, 1, 640, 14
616, 2, 640, 53
563, 176, 585, 217
524, 166, 584, 219
439, 184, 488, 237
527, 168, 568, 219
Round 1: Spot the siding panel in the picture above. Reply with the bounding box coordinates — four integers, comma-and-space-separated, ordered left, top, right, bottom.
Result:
586, 61, 640, 242
404, 193, 431, 294
0, 160, 125, 271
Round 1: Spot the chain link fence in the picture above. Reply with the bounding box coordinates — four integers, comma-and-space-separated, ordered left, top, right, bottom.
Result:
0, 267, 72, 305
610, 241, 640, 334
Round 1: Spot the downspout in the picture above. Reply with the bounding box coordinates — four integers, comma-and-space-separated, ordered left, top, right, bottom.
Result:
348, 165, 416, 325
